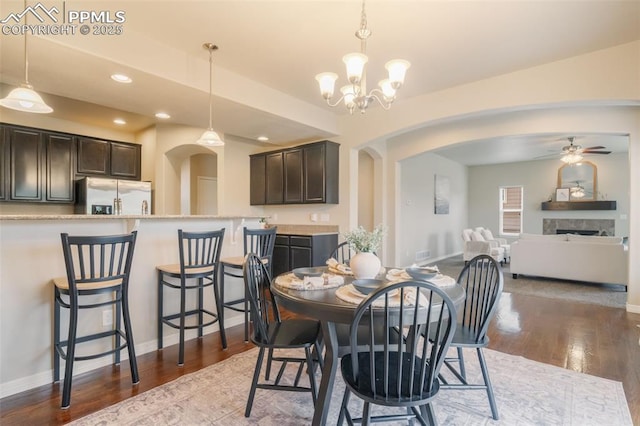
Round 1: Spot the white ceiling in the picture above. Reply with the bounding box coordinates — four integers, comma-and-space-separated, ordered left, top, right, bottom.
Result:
1, 0, 638, 161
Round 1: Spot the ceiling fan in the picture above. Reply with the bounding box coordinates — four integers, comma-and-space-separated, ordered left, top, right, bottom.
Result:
559, 137, 611, 164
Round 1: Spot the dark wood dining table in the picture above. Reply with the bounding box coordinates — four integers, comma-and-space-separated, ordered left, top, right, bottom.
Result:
271, 269, 465, 426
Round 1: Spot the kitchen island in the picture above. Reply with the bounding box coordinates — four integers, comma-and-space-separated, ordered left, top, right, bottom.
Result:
0, 214, 262, 398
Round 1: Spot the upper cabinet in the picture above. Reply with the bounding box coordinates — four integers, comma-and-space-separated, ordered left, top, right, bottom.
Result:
0, 123, 141, 204
77, 137, 141, 180
250, 140, 339, 205
77, 137, 109, 176
249, 155, 267, 205
0, 124, 75, 203
110, 141, 141, 179
266, 152, 285, 204
44, 132, 75, 202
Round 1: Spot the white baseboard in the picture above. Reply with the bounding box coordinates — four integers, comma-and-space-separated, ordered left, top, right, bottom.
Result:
0, 316, 244, 399
626, 303, 640, 314
408, 251, 463, 268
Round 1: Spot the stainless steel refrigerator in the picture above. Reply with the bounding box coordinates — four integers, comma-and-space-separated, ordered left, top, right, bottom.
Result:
75, 177, 151, 215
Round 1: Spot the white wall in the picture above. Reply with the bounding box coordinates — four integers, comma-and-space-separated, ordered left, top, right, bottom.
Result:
357, 151, 374, 231
398, 152, 467, 266
468, 153, 630, 238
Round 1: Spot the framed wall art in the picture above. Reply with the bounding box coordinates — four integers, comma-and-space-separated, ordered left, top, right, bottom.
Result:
434, 174, 450, 214
555, 187, 570, 202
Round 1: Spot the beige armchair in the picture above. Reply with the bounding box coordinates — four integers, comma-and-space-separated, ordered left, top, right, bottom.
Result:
462, 228, 505, 264
476, 227, 510, 262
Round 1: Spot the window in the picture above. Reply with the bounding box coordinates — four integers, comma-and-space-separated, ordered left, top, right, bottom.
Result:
500, 186, 523, 235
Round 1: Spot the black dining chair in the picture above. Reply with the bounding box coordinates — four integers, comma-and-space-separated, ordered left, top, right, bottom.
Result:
330, 241, 356, 265
435, 254, 503, 420
338, 280, 457, 425
53, 231, 139, 409
157, 229, 226, 366
219, 226, 277, 342
243, 253, 323, 418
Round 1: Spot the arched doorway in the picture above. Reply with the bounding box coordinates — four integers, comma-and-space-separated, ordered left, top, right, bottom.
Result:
162, 144, 218, 215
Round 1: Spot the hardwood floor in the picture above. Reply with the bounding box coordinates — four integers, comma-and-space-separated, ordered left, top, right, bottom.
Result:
1, 292, 639, 425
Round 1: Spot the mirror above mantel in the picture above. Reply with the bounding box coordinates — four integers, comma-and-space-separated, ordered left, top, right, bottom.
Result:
542, 161, 616, 210
557, 161, 597, 201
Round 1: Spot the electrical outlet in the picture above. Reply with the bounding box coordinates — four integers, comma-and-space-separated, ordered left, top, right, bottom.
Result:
102, 309, 113, 326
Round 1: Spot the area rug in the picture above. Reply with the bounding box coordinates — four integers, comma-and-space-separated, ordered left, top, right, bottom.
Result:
70, 347, 632, 426
431, 255, 628, 309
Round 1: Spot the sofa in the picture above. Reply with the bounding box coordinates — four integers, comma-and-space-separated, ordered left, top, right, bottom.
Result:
510, 233, 628, 287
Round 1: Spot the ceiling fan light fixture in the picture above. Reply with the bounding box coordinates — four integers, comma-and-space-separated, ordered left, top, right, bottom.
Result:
561, 152, 583, 164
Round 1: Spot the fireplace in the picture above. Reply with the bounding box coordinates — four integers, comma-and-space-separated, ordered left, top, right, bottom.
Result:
542, 219, 615, 236
556, 229, 600, 236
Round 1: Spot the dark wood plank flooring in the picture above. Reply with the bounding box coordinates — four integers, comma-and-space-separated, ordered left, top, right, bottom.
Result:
1, 291, 639, 425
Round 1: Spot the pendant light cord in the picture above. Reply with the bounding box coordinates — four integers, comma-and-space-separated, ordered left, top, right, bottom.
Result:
208, 48, 213, 129
24, 0, 30, 86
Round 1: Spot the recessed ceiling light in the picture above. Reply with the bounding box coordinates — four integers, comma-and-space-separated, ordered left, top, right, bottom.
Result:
155, 112, 171, 119
113, 118, 126, 125
111, 74, 132, 83
257, 136, 269, 142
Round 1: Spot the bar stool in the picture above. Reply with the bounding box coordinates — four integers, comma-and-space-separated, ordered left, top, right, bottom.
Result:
219, 226, 277, 342
157, 229, 226, 366
53, 231, 139, 409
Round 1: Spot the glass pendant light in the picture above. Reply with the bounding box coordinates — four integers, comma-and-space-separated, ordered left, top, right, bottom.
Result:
196, 43, 223, 146
0, 1, 53, 114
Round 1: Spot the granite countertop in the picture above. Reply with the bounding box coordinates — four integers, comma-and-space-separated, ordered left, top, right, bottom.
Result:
271, 224, 339, 236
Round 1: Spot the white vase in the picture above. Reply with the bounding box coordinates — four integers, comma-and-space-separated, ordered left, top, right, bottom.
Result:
350, 252, 382, 279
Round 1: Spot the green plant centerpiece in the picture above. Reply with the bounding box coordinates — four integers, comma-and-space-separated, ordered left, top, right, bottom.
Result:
343, 224, 386, 279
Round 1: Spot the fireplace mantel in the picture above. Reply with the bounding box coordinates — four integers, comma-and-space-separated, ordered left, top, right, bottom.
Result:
541, 201, 617, 211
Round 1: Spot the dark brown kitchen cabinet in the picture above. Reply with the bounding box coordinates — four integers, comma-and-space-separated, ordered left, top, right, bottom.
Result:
0, 127, 6, 201
0, 125, 75, 203
7, 126, 42, 201
111, 141, 140, 179
271, 233, 338, 277
284, 149, 303, 203
77, 137, 109, 176
77, 137, 141, 180
1, 123, 141, 205
265, 152, 284, 204
250, 140, 339, 205
249, 155, 266, 205
44, 132, 74, 202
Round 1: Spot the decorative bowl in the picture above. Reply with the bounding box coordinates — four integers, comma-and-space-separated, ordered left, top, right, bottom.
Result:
292, 267, 325, 279
405, 266, 439, 281
352, 279, 385, 295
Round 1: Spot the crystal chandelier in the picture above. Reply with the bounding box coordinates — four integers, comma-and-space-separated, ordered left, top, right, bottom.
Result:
196, 43, 224, 146
315, 0, 410, 114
